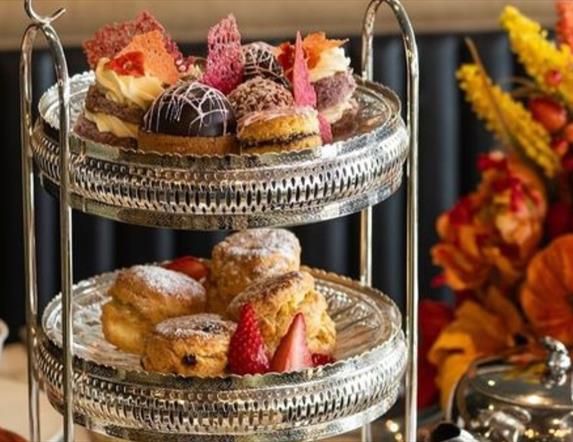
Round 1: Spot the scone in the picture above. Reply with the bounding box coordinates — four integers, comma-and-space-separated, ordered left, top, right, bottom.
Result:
142, 314, 236, 377
227, 271, 336, 355
208, 228, 301, 315
101, 265, 206, 354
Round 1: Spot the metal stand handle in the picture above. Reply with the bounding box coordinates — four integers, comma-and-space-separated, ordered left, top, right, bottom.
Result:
361, 1, 419, 441
20, 0, 73, 441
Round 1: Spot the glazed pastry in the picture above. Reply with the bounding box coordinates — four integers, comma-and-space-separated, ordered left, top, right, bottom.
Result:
242, 42, 288, 86
227, 271, 336, 356
228, 77, 293, 121
139, 81, 237, 154
237, 107, 322, 154
142, 314, 236, 377
101, 265, 206, 354
75, 29, 180, 148
208, 228, 301, 315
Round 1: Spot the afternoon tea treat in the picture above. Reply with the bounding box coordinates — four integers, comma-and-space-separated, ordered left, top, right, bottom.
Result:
242, 41, 288, 86
139, 81, 237, 154
228, 77, 294, 121
76, 14, 182, 148
142, 314, 236, 377
227, 271, 336, 356
270, 313, 313, 372
101, 265, 206, 354
237, 107, 322, 153
208, 228, 301, 315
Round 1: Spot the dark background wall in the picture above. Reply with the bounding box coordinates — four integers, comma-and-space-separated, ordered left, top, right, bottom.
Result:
1, 33, 511, 341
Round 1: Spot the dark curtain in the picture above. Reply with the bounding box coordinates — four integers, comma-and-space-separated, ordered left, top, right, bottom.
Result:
1, 33, 511, 341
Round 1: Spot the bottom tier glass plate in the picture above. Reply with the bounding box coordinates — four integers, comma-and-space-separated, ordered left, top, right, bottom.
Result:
36, 267, 407, 441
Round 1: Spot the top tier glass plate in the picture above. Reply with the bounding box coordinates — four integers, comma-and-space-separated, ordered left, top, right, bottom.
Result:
32, 72, 408, 230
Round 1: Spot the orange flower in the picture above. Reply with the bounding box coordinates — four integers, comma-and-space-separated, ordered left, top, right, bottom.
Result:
557, 0, 573, 50
429, 286, 527, 408
431, 152, 546, 291
521, 234, 573, 345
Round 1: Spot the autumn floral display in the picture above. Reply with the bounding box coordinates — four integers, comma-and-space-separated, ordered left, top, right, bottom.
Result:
421, 1, 573, 410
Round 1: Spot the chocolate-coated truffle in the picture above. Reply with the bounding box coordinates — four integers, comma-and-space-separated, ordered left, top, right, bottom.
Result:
242, 42, 288, 86
143, 82, 235, 137
228, 77, 294, 121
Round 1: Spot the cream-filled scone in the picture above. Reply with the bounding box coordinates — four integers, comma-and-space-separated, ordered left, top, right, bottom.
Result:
208, 228, 301, 315
142, 314, 236, 377
227, 271, 336, 356
101, 265, 206, 354
76, 25, 180, 148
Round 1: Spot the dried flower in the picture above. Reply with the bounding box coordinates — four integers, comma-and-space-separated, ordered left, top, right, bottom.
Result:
458, 63, 560, 177
556, 0, 573, 49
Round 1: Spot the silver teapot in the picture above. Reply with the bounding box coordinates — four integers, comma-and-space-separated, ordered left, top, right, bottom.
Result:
447, 337, 573, 442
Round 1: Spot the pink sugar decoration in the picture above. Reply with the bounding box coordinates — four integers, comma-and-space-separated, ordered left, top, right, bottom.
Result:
83, 11, 186, 71
292, 31, 317, 107
202, 14, 245, 94
318, 114, 333, 144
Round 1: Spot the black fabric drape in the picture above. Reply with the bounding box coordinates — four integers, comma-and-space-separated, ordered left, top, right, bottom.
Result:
1, 33, 508, 341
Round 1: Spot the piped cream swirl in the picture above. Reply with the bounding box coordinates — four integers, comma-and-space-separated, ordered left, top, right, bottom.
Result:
309, 47, 351, 83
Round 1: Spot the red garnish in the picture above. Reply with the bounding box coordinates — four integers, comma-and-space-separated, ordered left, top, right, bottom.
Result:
105, 51, 145, 77
163, 256, 209, 281
270, 313, 313, 373
277, 42, 296, 81
228, 304, 270, 375
528, 97, 567, 133
318, 114, 332, 144
83, 11, 184, 70
292, 31, 317, 107
311, 353, 335, 367
202, 14, 244, 94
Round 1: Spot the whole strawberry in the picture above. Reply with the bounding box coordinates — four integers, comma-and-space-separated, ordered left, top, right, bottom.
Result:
228, 304, 270, 375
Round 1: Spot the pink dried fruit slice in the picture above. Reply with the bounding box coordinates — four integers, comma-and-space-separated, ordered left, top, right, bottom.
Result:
292, 31, 317, 107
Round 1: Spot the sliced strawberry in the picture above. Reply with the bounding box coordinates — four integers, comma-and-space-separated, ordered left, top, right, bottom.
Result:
164, 256, 209, 281
270, 313, 313, 373
528, 97, 567, 133
228, 304, 270, 375
311, 353, 335, 367
105, 51, 145, 77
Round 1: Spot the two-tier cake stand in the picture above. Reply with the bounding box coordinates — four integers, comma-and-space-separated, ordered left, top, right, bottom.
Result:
19, 0, 419, 440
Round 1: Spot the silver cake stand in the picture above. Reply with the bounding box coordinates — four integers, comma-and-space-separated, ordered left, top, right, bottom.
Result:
20, 0, 419, 441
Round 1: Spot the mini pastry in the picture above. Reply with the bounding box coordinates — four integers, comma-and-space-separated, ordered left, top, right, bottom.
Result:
242, 42, 288, 86
101, 265, 206, 354
139, 82, 237, 154
142, 314, 236, 377
228, 77, 293, 121
76, 27, 180, 148
278, 33, 357, 126
208, 228, 301, 315
237, 107, 322, 154
227, 271, 336, 356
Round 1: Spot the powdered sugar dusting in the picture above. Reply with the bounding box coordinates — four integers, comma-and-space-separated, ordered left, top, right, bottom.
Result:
154, 313, 236, 339
221, 229, 300, 259
130, 265, 203, 298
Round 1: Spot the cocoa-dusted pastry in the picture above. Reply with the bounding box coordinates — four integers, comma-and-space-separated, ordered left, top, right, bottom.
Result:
208, 228, 301, 315
227, 271, 336, 356
101, 265, 206, 354
237, 107, 322, 154
242, 41, 288, 86
228, 77, 293, 121
142, 314, 236, 377
139, 82, 237, 154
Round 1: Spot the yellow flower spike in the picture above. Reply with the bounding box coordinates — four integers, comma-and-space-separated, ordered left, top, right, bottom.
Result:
457, 63, 560, 177
500, 6, 573, 106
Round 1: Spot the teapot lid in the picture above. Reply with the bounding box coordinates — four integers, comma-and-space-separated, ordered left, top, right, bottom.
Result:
468, 337, 573, 410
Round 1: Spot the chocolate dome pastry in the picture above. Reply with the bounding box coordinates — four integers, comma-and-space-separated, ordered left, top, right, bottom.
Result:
139, 82, 237, 155
242, 42, 288, 86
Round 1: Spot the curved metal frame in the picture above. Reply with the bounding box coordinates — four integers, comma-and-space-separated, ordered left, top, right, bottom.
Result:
20, 0, 419, 441
361, 1, 419, 440
20, 0, 73, 441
